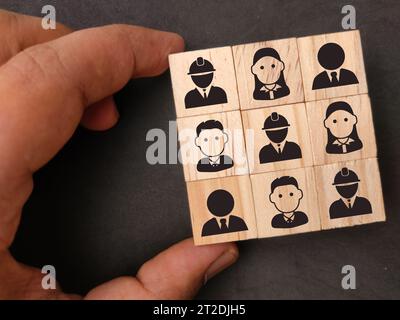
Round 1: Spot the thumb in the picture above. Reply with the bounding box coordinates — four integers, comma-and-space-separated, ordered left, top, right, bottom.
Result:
85, 238, 238, 300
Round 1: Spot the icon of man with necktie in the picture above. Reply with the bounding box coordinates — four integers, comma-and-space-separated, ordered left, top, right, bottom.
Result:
329, 167, 372, 219
312, 43, 359, 90
201, 189, 248, 237
184, 57, 228, 108
269, 176, 309, 229
259, 112, 302, 164
195, 120, 234, 172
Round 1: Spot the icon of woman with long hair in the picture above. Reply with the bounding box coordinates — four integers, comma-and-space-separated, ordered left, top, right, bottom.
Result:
251, 48, 290, 101
323, 101, 363, 154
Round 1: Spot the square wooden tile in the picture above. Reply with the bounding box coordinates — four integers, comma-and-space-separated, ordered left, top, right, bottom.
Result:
306, 94, 376, 166
241, 103, 314, 174
186, 175, 258, 245
233, 38, 304, 110
169, 47, 240, 118
177, 111, 248, 181
297, 30, 368, 102
251, 167, 321, 238
314, 158, 385, 230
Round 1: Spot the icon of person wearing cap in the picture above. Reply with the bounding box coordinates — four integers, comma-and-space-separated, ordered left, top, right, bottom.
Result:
195, 120, 234, 172
251, 48, 290, 100
312, 43, 359, 90
269, 176, 309, 229
259, 112, 302, 164
324, 101, 363, 154
202, 189, 248, 237
184, 57, 228, 108
329, 167, 372, 219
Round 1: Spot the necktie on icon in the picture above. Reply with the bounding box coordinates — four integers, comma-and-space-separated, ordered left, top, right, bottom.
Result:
203, 88, 207, 99
331, 71, 339, 85
220, 218, 229, 232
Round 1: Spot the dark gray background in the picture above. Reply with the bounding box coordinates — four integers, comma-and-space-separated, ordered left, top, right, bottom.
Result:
1, 0, 399, 299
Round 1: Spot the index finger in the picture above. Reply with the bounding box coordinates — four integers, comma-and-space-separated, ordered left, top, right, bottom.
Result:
0, 24, 184, 249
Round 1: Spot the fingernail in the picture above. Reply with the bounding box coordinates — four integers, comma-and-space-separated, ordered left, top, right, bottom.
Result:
204, 249, 238, 284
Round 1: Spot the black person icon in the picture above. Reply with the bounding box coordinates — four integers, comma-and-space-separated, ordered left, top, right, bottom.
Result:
195, 120, 234, 172
201, 189, 248, 237
184, 57, 228, 108
269, 176, 308, 229
259, 112, 302, 164
312, 43, 359, 90
329, 167, 372, 219
324, 101, 363, 154
251, 48, 290, 100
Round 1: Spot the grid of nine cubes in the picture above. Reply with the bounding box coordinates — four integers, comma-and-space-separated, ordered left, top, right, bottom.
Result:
169, 30, 385, 246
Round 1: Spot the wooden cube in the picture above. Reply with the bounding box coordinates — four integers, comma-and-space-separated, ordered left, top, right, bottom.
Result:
233, 38, 304, 110
297, 30, 368, 102
314, 158, 385, 230
186, 175, 258, 245
169, 47, 239, 118
241, 103, 314, 174
251, 167, 321, 238
306, 94, 376, 166
177, 111, 248, 181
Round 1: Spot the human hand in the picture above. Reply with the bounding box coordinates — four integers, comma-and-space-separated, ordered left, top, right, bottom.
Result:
0, 10, 238, 300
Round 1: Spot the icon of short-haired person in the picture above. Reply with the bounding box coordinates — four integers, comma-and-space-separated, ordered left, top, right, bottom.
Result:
269, 176, 309, 229
312, 42, 359, 90
185, 57, 228, 108
195, 120, 234, 172
329, 167, 372, 219
324, 101, 363, 154
259, 112, 302, 164
202, 189, 248, 237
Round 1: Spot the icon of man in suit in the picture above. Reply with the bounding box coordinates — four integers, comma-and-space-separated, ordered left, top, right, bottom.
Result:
269, 176, 309, 228
202, 189, 248, 237
312, 43, 359, 90
185, 57, 228, 108
259, 112, 302, 164
329, 167, 372, 219
195, 120, 234, 172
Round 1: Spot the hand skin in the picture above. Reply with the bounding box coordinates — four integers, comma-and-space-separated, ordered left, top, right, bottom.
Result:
0, 10, 239, 300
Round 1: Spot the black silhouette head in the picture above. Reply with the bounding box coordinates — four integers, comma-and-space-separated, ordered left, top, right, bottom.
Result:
188, 57, 216, 88
207, 189, 234, 217
324, 101, 360, 144
333, 167, 360, 198
252, 48, 288, 90
262, 112, 290, 143
317, 43, 346, 70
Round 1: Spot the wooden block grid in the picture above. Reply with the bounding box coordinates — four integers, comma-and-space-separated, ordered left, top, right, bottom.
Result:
168, 30, 385, 245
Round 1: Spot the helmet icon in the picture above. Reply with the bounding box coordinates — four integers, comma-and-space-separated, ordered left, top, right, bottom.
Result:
187, 57, 216, 75
332, 167, 360, 185
262, 112, 290, 130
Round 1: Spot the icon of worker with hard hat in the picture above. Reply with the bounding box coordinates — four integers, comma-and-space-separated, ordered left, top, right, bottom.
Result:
329, 167, 372, 219
259, 112, 302, 164
184, 57, 228, 108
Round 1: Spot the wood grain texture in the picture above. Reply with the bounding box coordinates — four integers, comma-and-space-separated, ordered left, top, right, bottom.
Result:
186, 175, 258, 245
233, 38, 304, 110
314, 158, 385, 230
306, 94, 377, 165
297, 30, 368, 102
241, 103, 314, 174
177, 111, 249, 181
169, 46, 239, 118
251, 167, 321, 238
